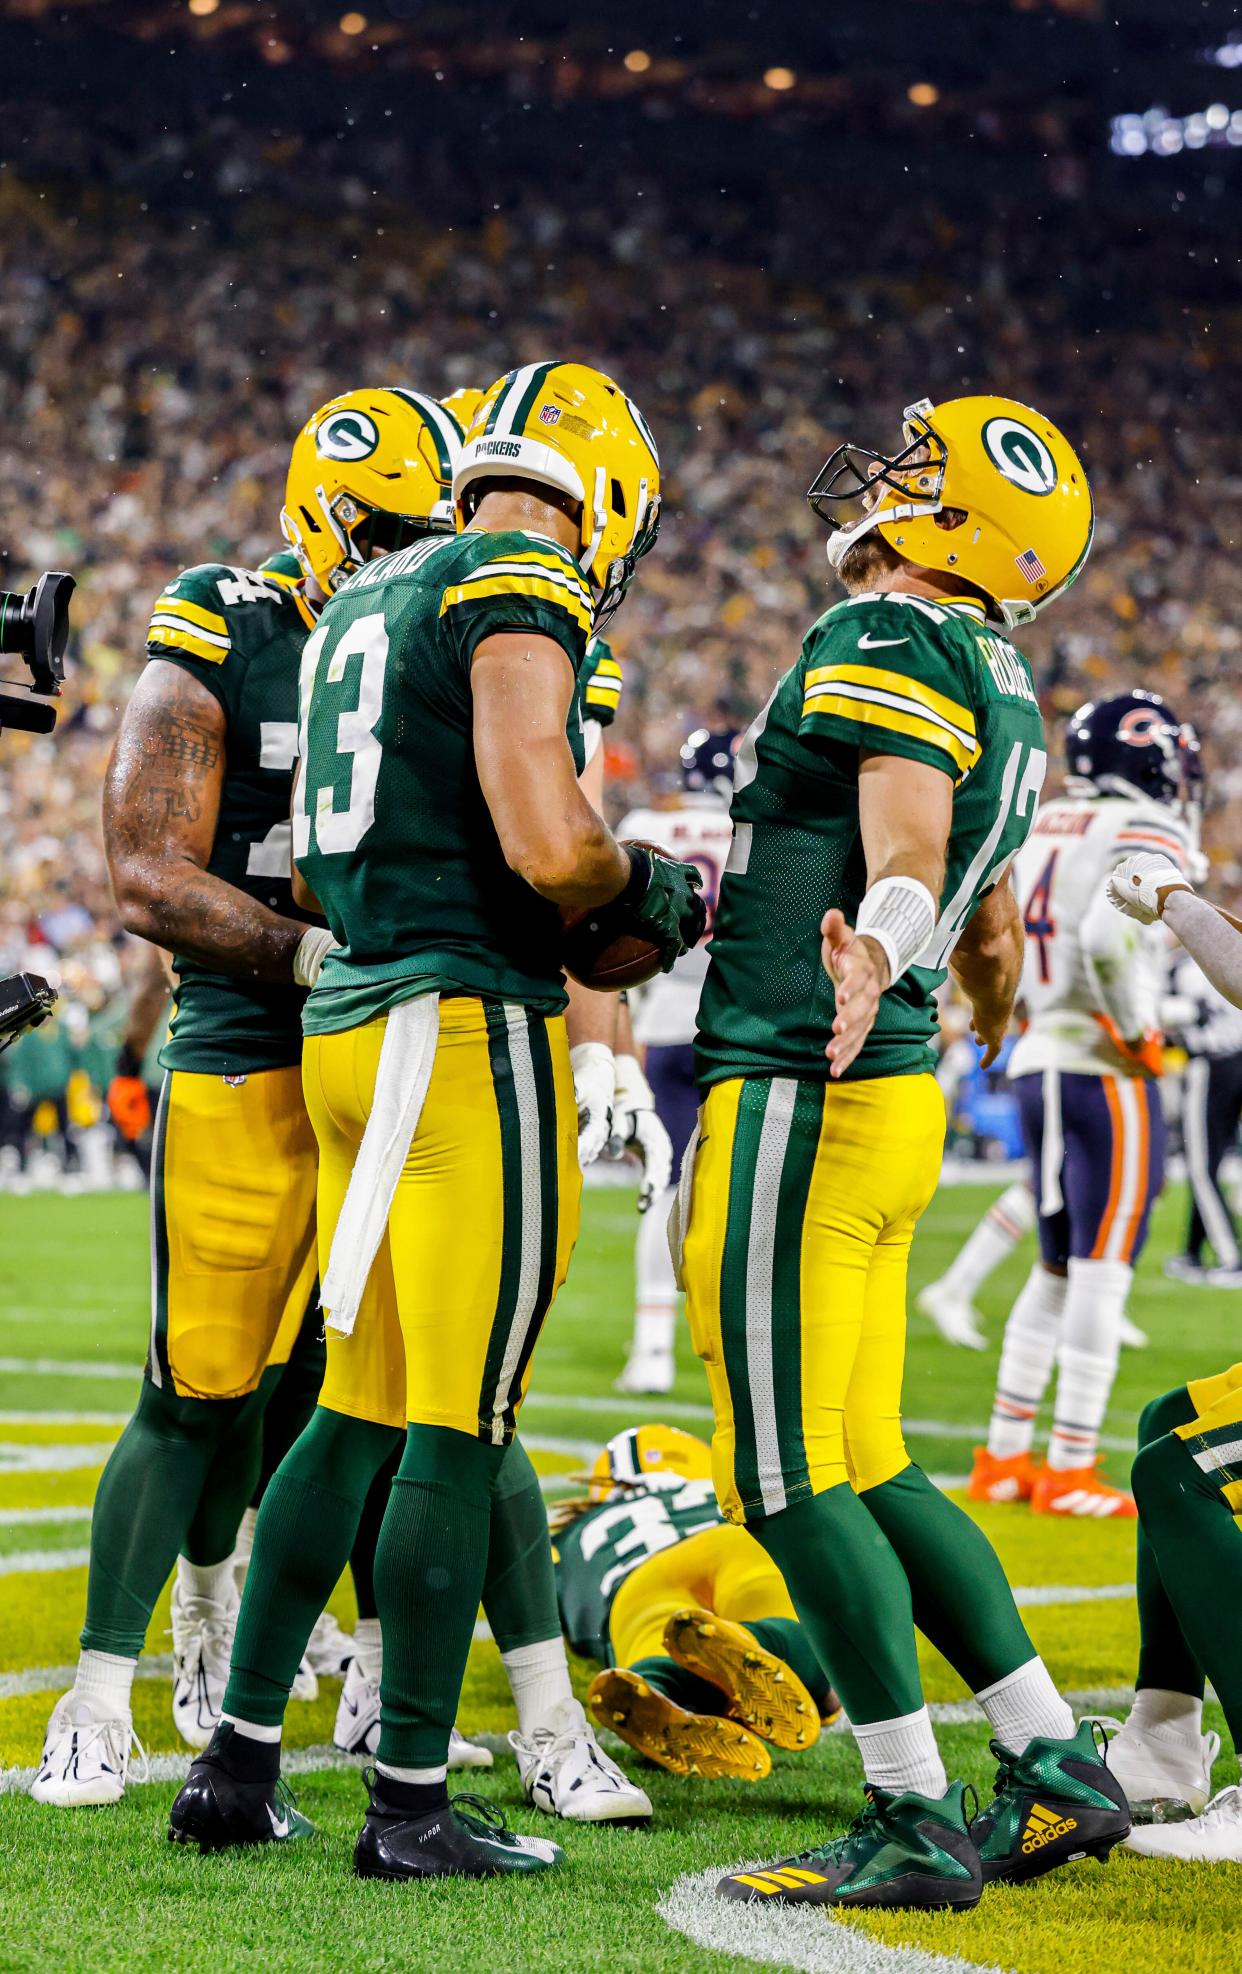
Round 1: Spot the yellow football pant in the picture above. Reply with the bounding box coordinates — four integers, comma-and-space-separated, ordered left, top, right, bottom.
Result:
149, 1065, 318, 1400
682, 1072, 946, 1523
608, 1521, 796, 1668
304, 997, 580, 1440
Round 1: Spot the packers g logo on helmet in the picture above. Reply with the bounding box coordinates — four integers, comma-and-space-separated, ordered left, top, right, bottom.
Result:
315, 409, 381, 463
808, 393, 1092, 630
454, 360, 661, 632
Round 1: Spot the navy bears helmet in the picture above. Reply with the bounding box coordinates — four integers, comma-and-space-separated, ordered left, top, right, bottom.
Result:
680, 726, 739, 799
1066, 690, 1202, 813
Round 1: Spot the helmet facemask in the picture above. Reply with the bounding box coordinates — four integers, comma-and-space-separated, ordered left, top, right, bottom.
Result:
808, 405, 948, 570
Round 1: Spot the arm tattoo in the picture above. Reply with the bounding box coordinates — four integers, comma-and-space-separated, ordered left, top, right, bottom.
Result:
105, 660, 306, 983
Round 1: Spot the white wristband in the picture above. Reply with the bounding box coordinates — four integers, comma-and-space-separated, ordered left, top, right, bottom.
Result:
293, 925, 339, 988
855, 876, 937, 985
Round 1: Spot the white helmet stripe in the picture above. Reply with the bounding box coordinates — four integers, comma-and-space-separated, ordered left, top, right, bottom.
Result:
491, 362, 547, 438
625, 393, 659, 466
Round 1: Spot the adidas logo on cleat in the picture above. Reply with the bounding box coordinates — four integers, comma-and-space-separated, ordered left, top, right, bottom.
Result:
731, 1868, 829, 1894
1021, 1802, 1079, 1854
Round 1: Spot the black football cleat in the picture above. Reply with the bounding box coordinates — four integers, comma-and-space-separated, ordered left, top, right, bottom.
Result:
168, 1725, 314, 1852
972, 1719, 1131, 1885
353, 1775, 564, 1882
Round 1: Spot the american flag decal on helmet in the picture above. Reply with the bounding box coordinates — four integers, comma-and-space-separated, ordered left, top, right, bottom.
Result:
1016, 547, 1047, 581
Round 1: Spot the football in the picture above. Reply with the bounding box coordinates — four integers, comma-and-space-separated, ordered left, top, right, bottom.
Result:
561, 840, 673, 989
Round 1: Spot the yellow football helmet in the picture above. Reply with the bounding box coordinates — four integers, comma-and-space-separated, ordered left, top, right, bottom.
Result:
587, 1424, 713, 1503
808, 394, 1093, 630
281, 386, 463, 594
441, 385, 486, 431
453, 361, 660, 629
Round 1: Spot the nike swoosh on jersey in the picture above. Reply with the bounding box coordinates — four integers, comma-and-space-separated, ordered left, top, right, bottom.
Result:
857, 633, 911, 650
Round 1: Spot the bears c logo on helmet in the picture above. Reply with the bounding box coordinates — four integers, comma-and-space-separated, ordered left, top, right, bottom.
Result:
316, 409, 380, 462
981, 416, 1058, 496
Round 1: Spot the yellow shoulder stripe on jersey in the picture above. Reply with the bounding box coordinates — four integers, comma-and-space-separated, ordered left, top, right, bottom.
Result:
147, 622, 228, 666
802, 663, 979, 775
440, 573, 593, 636
450, 551, 593, 606
261, 566, 303, 594
584, 656, 623, 707
150, 596, 229, 638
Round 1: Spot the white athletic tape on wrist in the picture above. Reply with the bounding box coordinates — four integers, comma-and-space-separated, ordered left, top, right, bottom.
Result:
854, 876, 936, 984
293, 925, 338, 988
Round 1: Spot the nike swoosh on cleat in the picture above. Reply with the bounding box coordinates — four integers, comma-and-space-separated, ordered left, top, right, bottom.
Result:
266, 1803, 291, 1838
857, 633, 910, 650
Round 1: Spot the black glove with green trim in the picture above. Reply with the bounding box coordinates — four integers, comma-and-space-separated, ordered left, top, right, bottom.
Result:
617, 841, 707, 972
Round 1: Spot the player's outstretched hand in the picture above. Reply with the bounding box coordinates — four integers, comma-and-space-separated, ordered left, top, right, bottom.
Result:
1107, 852, 1192, 926
822, 907, 889, 1080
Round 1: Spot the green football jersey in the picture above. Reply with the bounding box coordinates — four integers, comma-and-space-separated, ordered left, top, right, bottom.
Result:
696, 593, 1048, 1085
553, 1477, 723, 1664
145, 558, 320, 1075
296, 529, 595, 1035
578, 635, 623, 729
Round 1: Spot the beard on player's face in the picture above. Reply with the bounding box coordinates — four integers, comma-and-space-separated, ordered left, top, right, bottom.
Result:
837, 531, 906, 594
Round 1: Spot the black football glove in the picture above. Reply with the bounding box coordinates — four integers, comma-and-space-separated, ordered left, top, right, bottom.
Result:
619, 843, 707, 972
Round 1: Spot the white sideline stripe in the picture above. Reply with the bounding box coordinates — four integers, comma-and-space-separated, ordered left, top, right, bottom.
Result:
0, 1547, 91, 1577
0, 1442, 117, 1473
1013, 1581, 1131, 1606
0, 1374, 1140, 1453
0, 1506, 91, 1526
659, 1868, 1011, 1974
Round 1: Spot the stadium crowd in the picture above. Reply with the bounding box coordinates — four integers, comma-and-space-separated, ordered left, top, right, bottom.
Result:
2, 107, 1240, 1150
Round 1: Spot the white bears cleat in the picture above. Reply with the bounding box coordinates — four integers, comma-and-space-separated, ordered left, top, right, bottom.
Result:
170, 1576, 239, 1750
30, 1691, 149, 1807
1102, 1712, 1220, 1823
1124, 1784, 1242, 1860
915, 1281, 987, 1350
614, 1350, 675, 1396
303, 1610, 354, 1678
509, 1697, 652, 1824
449, 1723, 495, 1771
334, 1656, 381, 1755
1118, 1312, 1148, 1349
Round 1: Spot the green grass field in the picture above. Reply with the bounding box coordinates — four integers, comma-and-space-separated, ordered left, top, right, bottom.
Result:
0, 1181, 1238, 1973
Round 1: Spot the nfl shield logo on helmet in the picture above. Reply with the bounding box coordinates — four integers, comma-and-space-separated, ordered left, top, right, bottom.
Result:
539, 404, 562, 425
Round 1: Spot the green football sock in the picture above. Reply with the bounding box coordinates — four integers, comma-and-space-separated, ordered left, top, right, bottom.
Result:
1134, 1386, 1204, 1699
81, 1376, 253, 1656
482, 1436, 561, 1651
861, 1464, 1037, 1693
182, 1377, 271, 1568
629, 1653, 732, 1716
751, 1484, 924, 1724
223, 1407, 400, 1726
373, 1424, 503, 1770
745, 1616, 836, 1716
1132, 1429, 1242, 1745
349, 1445, 400, 1623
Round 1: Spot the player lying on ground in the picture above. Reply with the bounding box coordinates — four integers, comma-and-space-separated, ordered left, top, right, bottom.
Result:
683, 394, 1130, 1912
169, 362, 704, 1883
969, 691, 1201, 1518
550, 1425, 839, 1777
31, 385, 465, 1807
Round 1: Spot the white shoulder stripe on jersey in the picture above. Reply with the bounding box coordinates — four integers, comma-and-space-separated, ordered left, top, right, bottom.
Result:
148, 615, 230, 650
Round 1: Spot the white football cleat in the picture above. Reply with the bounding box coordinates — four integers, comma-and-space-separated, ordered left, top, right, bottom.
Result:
614, 1350, 675, 1396
449, 1723, 495, 1771
1103, 1712, 1220, 1822
509, 1697, 652, 1823
1124, 1784, 1242, 1860
916, 1280, 987, 1350
170, 1576, 238, 1750
334, 1655, 381, 1755
1118, 1311, 1148, 1349
303, 1610, 354, 1677
290, 1656, 319, 1703
30, 1691, 148, 1807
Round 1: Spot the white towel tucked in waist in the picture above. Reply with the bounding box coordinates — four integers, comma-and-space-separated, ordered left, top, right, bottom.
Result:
321, 994, 440, 1338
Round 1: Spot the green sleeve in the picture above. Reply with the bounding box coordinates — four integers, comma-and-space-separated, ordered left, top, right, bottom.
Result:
144, 563, 249, 722
797, 599, 980, 783
580, 636, 624, 729
438, 531, 593, 675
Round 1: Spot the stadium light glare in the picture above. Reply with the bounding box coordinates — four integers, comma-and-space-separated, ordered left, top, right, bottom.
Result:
340, 10, 367, 32
908, 82, 939, 107
624, 49, 651, 74
763, 67, 796, 91
1112, 103, 1242, 159
187, 0, 219, 14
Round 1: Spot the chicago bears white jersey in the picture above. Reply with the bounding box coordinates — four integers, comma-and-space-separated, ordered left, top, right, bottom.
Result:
1007, 792, 1190, 1081
620, 796, 734, 1045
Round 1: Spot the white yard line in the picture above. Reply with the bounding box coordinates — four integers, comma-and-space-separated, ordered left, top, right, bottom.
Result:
0, 1442, 118, 1473
0, 1411, 131, 1428
0, 1546, 91, 1577
0, 1505, 91, 1526
0, 1357, 139, 1382
659, 1869, 1011, 1974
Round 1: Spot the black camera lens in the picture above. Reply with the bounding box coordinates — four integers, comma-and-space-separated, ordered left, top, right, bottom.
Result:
0, 570, 75, 693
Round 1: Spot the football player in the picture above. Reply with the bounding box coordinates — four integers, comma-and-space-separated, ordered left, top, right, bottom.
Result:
168, 362, 704, 1881
614, 726, 738, 1394
969, 693, 1199, 1517
30, 386, 466, 1808
682, 396, 1129, 1909
558, 1424, 839, 1777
